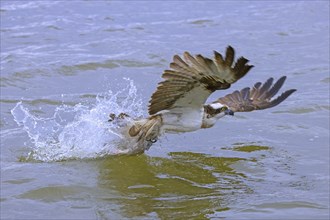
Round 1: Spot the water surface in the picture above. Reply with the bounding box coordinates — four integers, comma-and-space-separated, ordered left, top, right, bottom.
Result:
1, 1, 329, 219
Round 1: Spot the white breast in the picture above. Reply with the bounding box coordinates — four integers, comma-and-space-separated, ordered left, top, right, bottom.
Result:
161, 107, 204, 133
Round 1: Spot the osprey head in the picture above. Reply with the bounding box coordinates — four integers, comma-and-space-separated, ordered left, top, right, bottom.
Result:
202, 103, 234, 128
205, 103, 234, 119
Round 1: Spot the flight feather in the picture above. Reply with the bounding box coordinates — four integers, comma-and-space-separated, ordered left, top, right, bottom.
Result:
148, 46, 253, 115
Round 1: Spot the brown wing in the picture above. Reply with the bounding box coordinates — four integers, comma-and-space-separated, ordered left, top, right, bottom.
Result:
148, 46, 253, 115
215, 76, 296, 112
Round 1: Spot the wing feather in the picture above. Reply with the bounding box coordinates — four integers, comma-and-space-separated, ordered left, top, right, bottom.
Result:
172, 55, 189, 68
148, 46, 253, 115
214, 76, 296, 112
266, 75, 286, 99
225, 45, 235, 66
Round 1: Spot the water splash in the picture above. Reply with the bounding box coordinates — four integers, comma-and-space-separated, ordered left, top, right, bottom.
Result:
11, 79, 145, 162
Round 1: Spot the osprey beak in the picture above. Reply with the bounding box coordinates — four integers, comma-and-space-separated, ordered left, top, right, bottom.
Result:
224, 109, 234, 116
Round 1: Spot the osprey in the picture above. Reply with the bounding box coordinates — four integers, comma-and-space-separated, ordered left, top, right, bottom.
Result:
109, 46, 296, 154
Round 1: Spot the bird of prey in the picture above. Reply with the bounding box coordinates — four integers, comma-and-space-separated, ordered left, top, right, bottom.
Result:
109, 46, 296, 154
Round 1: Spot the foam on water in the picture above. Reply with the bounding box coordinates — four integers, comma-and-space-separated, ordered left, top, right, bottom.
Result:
11, 79, 145, 162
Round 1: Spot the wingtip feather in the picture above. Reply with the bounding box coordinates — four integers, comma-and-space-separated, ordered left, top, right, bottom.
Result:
270, 89, 296, 108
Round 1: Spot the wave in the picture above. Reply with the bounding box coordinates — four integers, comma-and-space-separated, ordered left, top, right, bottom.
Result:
11, 79, 145, 162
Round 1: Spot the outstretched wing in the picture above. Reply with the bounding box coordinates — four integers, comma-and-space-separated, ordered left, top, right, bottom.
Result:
148, 46, 253, 115
214, 76, 296, 112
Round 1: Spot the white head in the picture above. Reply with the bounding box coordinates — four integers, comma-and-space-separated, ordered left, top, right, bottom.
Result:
201, 103, 234, 128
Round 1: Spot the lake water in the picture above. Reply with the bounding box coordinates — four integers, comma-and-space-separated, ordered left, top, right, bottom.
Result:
1, 1, 329, 219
